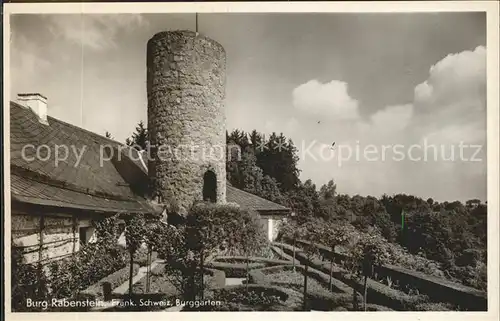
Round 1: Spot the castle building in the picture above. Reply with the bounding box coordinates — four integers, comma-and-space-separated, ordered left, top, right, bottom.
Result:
10, 31, 290, 265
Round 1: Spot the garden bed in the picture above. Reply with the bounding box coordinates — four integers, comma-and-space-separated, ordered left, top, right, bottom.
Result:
214, 256, 291, 265
251, 264, 352, 295
132, 264, 226, 295
79, 263, 140, 300
272, 242, 432, 311
131, 264, 179, 295
249, 264, 364, 311
183, 284, 303, 311
206, 256, 291, 278
281, 239, 486, 310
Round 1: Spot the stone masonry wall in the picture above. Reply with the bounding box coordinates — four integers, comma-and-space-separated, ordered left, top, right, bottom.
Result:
147, 30, 227, 215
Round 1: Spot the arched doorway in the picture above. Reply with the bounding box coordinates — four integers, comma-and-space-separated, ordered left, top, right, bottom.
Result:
203, 170, 217, 203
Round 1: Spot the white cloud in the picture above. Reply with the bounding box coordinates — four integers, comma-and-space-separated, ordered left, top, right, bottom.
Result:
44, 14, 148, 51
10, 34, 51, 95
414, 46, 486, 112
414, 46, 486, 146
295, 47, 486, 201
292, 79, 360, 120
370, 104, 413, 131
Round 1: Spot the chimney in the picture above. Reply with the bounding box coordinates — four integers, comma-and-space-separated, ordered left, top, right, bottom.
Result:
17, 93, 48, 124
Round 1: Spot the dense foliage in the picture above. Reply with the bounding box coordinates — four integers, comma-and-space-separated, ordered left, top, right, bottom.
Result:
125, 120, 148, 150
151, 203, 265, 300
11, 241, 50, 312
11, 215, 128, 311
127, 122, 488, 291
49, 215, 128, 298
224, 128, 487, 291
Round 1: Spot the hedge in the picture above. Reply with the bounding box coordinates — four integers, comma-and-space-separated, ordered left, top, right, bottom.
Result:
249, 264, 363, 311
204, 268, 226, 288
270, 246, 296, 262
206, 262, 267, 277
273, 241, 428, 311
214, 256, 292, 266
250, 264, 352, 295
290, 238, 487, 310
206, 256, 292, 278
365, 304, 395, 311
79, 263, 140, 300
306, 292, 357, 311
205, 284, 303, 311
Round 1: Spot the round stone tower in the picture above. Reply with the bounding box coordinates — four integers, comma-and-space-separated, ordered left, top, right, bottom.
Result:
147, 30, 227, 215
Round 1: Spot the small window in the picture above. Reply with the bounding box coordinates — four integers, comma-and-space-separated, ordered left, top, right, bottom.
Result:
118, 223, 126, 235
203, 170, 217, 203
79, 227, 93, 245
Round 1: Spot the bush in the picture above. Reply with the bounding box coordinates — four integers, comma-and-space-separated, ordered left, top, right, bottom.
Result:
253, 264, 352, 295
11, 244, 50, 312
213, 256, 291, 266
134, 249, 158, 267
250, 264, 364, 310
79, 263, 140, 299
207, 256, 291, 278
206, 261, 267, 278
204, 268, 226, 288
276, 241, 428, 310
48, 241, 128, 299
47, 215, 129, 299
155, 203, 267, 300
186, 285, 294, 311
11, 216, 128, 310
365, 304, 395, 311
413, 302, 454, 311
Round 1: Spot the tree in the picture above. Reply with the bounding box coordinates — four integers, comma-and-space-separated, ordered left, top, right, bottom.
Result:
279, 218, 302, 270
294, 219, 321, 311
256, 133, 300, 192
124, 214, 146, 296
153, 221, 191, 299
227, 147, 285, 205
344, 232, 390, 311
157, 203, 263, 300
11, 241, 50, 311
126, 121, 148, 150
466, 199, 481, 209
238, 211, 266, 290
142, 220, 164, 292
286, 180, 326, 222
320, 221, 354, 291
319, 179, 337, 200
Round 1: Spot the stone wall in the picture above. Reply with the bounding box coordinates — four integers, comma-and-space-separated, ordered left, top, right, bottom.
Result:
147, 30, 227, 215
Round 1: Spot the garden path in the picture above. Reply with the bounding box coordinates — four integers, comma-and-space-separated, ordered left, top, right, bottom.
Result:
112, 259, 165, 294
225, 278, 245, 286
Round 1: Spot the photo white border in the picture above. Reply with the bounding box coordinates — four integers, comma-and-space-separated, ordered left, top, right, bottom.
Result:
3, 2, 499, 321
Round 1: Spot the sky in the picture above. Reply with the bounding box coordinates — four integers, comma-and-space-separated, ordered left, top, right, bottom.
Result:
9, 12, 487, 202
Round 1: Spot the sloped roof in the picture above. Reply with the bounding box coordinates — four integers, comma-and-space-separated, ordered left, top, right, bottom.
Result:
10, 101, 290, 215
226, 185, 289, 214
10, 101, 156, 214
